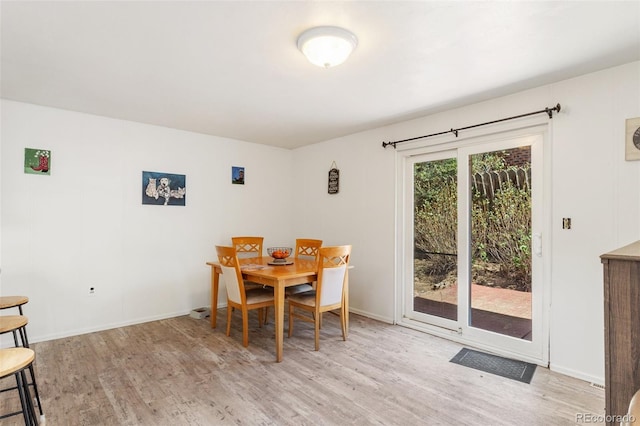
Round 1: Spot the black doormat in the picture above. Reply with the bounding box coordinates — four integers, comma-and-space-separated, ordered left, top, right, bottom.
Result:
450, 348, 537, 384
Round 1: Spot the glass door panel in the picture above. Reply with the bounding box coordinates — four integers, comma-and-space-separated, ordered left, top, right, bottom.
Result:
413, 157, 458, 321
469, 147, 532, 341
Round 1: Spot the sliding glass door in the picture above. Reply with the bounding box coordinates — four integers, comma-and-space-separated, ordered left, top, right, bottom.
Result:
402, 133, 546, 363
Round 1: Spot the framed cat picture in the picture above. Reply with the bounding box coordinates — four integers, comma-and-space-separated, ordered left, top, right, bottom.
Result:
142, 171, 186, 206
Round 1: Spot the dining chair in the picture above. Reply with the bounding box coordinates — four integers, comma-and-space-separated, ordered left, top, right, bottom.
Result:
286, 238, 323, 296
216, 245, 275, 348
287, 245, 351, 351
231, 236, 264, 289
230, 236, 270, 319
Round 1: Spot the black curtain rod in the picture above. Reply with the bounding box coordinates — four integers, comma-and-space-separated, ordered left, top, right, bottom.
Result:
381, 103, 561, 149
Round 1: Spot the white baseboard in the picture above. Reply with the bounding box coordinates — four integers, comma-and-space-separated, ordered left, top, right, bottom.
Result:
549, 363, 604, 387
348, 307, 394, 324
16, 309, 192, 347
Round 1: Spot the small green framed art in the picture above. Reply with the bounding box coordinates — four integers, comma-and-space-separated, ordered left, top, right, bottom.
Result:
24, 148, 51, 175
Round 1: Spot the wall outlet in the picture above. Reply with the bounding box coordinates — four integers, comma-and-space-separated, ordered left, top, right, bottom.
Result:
88, 286, 96, 296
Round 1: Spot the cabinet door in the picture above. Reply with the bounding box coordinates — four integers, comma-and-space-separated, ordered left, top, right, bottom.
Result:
605, 259, 640, 424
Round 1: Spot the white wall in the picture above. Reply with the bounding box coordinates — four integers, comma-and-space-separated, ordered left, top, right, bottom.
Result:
0, 100, 294, 344
289, 128, 396, 324
2, 61, 638, 384
292, 61, 640, 384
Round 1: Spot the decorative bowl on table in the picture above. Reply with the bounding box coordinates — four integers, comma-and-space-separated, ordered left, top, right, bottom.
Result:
267, 247, 293, 264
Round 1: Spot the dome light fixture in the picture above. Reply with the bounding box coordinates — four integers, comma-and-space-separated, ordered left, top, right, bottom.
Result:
297, 26, 358, 68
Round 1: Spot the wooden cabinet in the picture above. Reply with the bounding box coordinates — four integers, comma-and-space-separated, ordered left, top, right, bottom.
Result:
601, 240, 640, 425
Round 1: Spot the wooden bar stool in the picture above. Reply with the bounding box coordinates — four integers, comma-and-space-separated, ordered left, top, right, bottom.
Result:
0, 347, 39, 425
0, 296, 29, 315
0, 315, 44, 419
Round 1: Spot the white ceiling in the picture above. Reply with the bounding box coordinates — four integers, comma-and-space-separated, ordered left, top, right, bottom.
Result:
2, 1, 639, 150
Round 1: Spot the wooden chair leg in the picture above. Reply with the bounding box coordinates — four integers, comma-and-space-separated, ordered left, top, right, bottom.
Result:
258, 308, 263, 328
314, 309, 320, 351
264, 307, 269, 325
241, 309, 249, 347
340, 306, 347, 341
288, 304, 294, 337
226, 306, 233, 337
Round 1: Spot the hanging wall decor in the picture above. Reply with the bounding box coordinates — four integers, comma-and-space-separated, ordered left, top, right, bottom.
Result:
328, 161, 339, 194
232, 166, 245, 185
625, 117, 640, 161
24, 148, 51, 175
142, 171, 186, 206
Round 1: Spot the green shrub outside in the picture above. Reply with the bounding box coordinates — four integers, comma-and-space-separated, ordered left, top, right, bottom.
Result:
414, 153, 531, 292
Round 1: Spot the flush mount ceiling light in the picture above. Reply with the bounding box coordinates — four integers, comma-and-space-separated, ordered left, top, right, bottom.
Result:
297, 26, 358, 68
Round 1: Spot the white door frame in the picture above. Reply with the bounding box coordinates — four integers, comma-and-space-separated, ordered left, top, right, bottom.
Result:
395, 122, 551, 366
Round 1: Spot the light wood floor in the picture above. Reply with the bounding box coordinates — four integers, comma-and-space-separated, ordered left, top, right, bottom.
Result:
1, 310, 604, 425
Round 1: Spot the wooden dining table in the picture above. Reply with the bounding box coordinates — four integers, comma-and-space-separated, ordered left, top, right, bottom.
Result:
205, 256, 349, 362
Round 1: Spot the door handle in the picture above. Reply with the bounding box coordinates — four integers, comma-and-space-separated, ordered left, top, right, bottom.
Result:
533, 233, 542, 257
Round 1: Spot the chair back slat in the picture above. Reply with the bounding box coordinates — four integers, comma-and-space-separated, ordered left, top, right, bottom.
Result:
232, 236, 263, 257
295, 239, 323, 259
